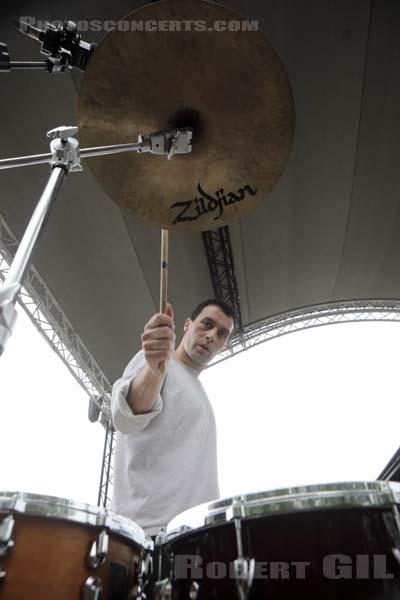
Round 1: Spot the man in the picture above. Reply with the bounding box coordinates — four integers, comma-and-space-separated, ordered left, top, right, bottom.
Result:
111, 299, 235, 535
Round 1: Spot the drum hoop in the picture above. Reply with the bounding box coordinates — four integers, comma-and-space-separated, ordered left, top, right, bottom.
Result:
0, 491, 153, 550
165, 481, 400, 542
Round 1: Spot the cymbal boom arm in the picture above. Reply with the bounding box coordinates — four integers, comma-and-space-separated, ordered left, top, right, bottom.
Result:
0, 128, 193, 170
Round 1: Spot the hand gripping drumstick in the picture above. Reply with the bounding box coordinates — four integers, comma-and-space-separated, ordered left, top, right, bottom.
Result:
159, 228, 169, 372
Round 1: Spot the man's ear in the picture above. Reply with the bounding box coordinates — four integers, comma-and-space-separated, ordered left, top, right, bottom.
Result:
183, 318, 192, 333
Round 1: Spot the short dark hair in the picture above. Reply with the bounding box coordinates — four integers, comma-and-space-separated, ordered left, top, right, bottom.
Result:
191, 299, 236, 327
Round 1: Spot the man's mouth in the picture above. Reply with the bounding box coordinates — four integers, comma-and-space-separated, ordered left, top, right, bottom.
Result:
197, 344, 210, 354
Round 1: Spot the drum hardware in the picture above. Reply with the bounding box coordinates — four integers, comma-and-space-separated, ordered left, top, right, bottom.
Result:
0, 125, 192, 357
10, 19, 96, 73
88, 529, 109, 569
233, 557, 255, 600
229, 498, 255, 600
189, 580, 200, 600
389, 504, 400, 565
0, 41, 50, 73
0, 514, 14, 585
0, 128, 193, 171
138, 129, 193, 158
0, 514, 15, 557
137, 549, 153, 599
82, 575, 103, 600
47, 126, 83, 172
156, 528, 167, 576
154, 577, 172, 600
153, 527, 177, 600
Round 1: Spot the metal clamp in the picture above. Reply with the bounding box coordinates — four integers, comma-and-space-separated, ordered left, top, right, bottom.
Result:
47, 126, 82, 172
88, 530, 109, 569
82, 576, 102, 600
154, 577, 172, 600
0, 515, 15, 557
0, 43, 10, 72
138, 129, 192, 157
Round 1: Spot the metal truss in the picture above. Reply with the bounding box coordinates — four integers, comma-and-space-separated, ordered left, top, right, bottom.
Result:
98, 421, 116, 508
378, 446, 400, 483
202, 226, 244, 332
0, 213, 112, 420
213, 299, 400, 366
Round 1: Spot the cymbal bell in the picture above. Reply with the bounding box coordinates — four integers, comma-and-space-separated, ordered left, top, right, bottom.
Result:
77, 0, 295, 232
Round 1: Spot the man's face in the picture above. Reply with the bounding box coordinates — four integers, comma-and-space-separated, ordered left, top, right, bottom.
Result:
182, 305, 235, 367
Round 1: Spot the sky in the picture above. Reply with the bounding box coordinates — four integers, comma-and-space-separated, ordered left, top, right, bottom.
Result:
0, 304, 399, 511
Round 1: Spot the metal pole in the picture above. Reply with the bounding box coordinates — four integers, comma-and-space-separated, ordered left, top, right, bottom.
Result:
0, 167, 66, 355
6, 167, 65, 286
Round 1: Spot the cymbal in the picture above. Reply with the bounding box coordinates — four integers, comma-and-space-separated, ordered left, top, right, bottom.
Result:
77, 0, 294, 232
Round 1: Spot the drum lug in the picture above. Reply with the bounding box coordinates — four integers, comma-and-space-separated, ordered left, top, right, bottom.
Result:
189, 580, 200, 600
137, 550, 153, 597
0, 515, 15, 557
229, 499, 255, 600
233, 557, 255, 600
391, 504, 400, 565
0, 567, 6, 583
82, 575, 103, 600
88, 529, 109, 569
154, 577, 172, 600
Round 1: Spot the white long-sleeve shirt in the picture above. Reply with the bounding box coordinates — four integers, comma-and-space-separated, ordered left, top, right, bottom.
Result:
110, 351, 219, 535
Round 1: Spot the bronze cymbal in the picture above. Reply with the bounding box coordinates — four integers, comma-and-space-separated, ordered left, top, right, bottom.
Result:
77, 0, 295, 232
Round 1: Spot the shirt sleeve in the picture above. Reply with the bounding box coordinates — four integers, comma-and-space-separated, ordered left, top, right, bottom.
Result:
111, 350, 163, 434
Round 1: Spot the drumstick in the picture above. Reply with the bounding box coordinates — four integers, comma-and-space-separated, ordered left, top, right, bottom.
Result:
160, 228, 168, 313
159, 228, 169, 373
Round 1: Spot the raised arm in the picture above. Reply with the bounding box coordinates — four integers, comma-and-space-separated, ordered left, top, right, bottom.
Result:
127, 302, 175, 414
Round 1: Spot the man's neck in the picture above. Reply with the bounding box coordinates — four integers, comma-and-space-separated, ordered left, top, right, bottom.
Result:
173, 345, 203, 376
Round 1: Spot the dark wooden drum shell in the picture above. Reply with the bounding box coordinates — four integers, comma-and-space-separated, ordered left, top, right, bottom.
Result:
165, 507, 400, 599
158, 482, 400, 600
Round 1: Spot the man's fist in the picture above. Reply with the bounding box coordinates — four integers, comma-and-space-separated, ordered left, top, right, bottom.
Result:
141, 303, 176, 374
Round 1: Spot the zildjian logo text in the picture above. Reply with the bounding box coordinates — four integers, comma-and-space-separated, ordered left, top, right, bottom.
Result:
169, 183, 258, 225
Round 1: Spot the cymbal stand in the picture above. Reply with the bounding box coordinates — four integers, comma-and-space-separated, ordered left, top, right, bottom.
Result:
1, 20, 96, 74
0, 126, 192, 355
